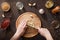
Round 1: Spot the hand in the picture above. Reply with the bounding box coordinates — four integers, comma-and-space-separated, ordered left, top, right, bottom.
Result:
16, 19, 27, 36
10, 19, 27, 40
37, 28, 53, 40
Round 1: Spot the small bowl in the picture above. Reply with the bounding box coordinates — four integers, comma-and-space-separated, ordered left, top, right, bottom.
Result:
1, 2, 10, 12
1, 18, 10, 30
52, 6, 60, 14
45, 0, 54, 8
16, 2, 24, 10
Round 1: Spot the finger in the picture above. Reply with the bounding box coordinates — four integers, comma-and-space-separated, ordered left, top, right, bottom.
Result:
20, 19, 26, 25
22, 20, 27, 28
21, 19, 27, 25
20, 19, 27, 28
17, 19, 26, 29
38, 28, 43, 32
18, 19, 26, 27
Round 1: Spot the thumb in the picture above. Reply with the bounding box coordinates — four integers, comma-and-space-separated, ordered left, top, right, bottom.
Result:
38, 28, 44, 33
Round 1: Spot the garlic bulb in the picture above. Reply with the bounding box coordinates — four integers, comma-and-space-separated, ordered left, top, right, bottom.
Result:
39, 9, 45, 14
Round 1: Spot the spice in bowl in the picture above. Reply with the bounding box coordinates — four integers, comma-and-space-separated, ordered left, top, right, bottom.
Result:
45, 0, 54, 9
52, 6, 60, 14
1, 18, 10, 30
1, 2, 10, 12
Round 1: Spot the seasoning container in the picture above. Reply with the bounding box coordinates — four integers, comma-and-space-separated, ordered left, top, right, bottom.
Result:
1, 18, 10, 30
45, 0, 54, 8
52, 6, 60, 14
1, 2, 10, 12
39, 9, 45, 14
51, 20, 60, 29
16, 2, 24, 10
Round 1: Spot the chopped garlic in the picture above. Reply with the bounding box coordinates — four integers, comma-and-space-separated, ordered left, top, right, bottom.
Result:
27, 20, 35, 28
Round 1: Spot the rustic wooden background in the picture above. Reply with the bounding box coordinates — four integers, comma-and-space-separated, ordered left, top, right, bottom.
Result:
0, 0, 60, 40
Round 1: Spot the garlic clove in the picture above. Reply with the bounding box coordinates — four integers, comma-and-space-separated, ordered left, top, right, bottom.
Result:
33, 3, 36, 6
28, 3, 32, 6
2, 14, 5, 18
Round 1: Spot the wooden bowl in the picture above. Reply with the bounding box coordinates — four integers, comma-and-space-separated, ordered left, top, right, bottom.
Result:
16, 12, 41, 38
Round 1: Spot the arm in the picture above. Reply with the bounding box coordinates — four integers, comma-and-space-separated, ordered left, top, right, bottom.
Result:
10, 19, 27, 40
37, 28, 53, 40
10, 31, 21, 40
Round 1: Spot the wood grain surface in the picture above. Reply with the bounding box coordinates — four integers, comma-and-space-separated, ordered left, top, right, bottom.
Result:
0, 0, 60, 40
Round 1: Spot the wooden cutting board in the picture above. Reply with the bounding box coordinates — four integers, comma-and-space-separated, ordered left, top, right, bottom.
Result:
16, 12, 41, 38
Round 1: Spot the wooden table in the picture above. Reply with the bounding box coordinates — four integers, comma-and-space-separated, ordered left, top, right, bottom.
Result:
0, 0, 60, 40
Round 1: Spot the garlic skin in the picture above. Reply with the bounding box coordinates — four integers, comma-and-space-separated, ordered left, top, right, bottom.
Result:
39, 9, 45, 14
2, 14, 5, 18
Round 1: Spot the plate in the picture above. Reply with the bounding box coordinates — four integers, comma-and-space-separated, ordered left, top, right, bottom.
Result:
16, 12, 41, 38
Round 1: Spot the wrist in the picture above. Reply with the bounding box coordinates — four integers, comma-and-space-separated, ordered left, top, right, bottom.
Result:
46, 37, 53, 40
15, 31, 22, 37
10, 32, 21, 40
45, 34, 53, 40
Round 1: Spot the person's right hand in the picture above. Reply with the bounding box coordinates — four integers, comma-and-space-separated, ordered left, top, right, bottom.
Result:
37, 28, 53, 40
